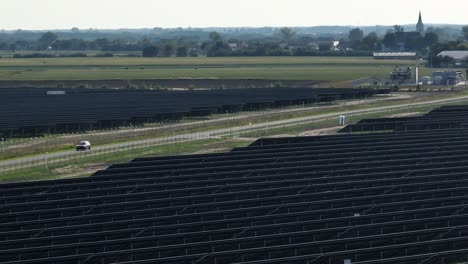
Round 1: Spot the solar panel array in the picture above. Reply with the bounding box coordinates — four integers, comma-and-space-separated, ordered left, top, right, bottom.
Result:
2, 105, 468, 264
0, 87, 374, 136
338, 105, 468, 133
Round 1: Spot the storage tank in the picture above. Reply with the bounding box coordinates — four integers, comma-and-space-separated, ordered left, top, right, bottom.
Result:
433, 76, 443, 85
421, 76, 431, 85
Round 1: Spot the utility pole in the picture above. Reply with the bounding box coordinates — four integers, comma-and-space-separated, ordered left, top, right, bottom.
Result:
466, 69, 468, 89
430, 47, 433, 69
1, 138, 4, 153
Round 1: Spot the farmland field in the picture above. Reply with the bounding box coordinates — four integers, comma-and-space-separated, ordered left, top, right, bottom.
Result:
0, 56, 429, 84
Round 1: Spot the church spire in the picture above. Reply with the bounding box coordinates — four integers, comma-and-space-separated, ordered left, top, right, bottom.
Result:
416, 11, 424, 33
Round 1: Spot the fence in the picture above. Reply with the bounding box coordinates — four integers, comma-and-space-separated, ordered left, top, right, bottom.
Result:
1, 95, 468, 174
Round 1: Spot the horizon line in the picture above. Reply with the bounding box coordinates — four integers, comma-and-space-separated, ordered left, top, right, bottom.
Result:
1, 23, 464, 32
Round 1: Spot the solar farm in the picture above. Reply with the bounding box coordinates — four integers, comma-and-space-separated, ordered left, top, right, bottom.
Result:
0, 87, 375, 137
339, 105, 468, 133
2, 104, 468, 263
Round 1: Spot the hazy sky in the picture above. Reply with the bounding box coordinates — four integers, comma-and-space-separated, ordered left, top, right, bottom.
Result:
2, 0, 467, 30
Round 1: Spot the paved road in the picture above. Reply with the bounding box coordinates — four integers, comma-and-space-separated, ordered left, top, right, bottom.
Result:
18, 94, 409, 140
1, 95, 468, 172
3, 94, 404, 152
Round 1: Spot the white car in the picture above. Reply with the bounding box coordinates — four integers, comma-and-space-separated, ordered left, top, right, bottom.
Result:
76, 141, 91, 151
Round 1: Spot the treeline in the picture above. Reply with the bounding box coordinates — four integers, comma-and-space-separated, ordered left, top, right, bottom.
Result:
141, 32, 373, 58
0, 26, 467, 62
0, 32, 146, 52
11, 52, 114, 58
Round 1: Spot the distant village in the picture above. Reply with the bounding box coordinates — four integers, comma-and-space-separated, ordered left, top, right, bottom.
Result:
0, 12, 467, 69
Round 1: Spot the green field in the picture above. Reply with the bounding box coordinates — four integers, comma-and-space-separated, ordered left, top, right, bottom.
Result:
0, 56, 429, 83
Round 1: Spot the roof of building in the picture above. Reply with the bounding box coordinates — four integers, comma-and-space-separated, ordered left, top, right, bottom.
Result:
395, 31, 422, 41
373, 52, 417, 57
416, 11, 424, 33
437, 51, 468, 60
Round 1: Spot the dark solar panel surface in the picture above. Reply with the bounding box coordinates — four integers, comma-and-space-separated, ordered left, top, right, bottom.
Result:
338, 105, 468, 133
1, 105, 468, 264
0, 87, 374, 135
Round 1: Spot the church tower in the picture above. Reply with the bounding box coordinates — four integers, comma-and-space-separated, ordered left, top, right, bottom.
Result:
416, 11, 424, 33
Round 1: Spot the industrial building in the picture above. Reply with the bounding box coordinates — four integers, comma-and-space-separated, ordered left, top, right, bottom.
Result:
389, 66, 413, 84
437, 51, 468, 67
373, 52, 417, 60
432, 70, 466, 85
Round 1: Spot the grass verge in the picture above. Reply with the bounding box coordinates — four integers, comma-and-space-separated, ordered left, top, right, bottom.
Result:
3, 95, 468, 183
1, 91, 463, 161
0, 138, 250, 183
240, 101, 466, 137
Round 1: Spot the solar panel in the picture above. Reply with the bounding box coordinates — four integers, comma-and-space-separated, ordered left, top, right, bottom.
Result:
2, 105, 468, 264
0, 87, 375, 137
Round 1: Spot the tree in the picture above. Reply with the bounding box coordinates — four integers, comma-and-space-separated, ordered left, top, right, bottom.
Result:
9, 43, 16, 52
428, 55, 442, 68
53, 39, 72, 50
161, 42, 176, 57
318, 42, 331, 51
142, 46, 159, 57
254, 45, 267, 56
207, 41, 231, 57
176, 46, 188, 57
94, 38, 110, 50
209, 32, 222, 42
348, 28, 364, 42
424, 32, 439, 47
279, 27, 296, 42
463, 26, 468, 41
393, 25, 404, 33
405, 35, 425, 52
205, 31, 231, 57
382, 33, 397, 50
362, 32, 378, 50
14, 40, 31, 50
441, 55, 455, 66
38, 31, 58, 48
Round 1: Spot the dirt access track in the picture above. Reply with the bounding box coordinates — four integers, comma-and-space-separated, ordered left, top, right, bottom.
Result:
0, 79, 323, 89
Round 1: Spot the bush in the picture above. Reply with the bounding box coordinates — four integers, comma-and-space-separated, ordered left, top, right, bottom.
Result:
95, 52, 114, 57
142, 46, 159, 57
13, 53, 88, 58
13, 53, 54, 58
59, 53, 87, 58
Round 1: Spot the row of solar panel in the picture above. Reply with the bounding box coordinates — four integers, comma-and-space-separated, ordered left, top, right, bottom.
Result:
1, 105, 468, 264
0, 87, 375, 135
338, 105, 468, 133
